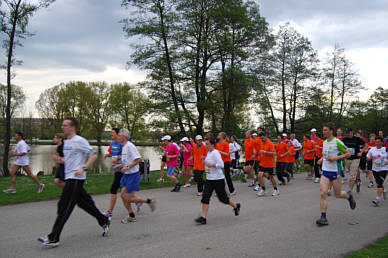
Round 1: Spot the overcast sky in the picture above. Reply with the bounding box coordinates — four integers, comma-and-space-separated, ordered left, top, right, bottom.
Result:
1, 0, 387, 116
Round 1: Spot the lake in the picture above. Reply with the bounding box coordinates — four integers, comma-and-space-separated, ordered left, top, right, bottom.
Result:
1, 144, 163, 175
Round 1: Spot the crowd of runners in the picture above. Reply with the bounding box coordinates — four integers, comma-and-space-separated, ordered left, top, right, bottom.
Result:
2, 117, 388, 247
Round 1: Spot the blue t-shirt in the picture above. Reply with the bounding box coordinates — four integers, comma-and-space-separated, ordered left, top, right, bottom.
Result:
110, 141, 122, 173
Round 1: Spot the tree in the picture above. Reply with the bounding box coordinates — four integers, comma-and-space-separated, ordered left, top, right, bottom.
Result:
0, 83, 25, 123
0, 0, 54, 176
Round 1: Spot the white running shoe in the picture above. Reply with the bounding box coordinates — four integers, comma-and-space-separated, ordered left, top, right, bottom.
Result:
230, 190, 237, 196
372, 199, 380, 207
327, 190, 332, 196
183, 184, 191, 188
196, 192, 202, 197
383, 190, 387, 200
38, 236, 59, 247
148, 199, 156, 212
121, 215, 136, 224
272, 189, 279, 196
368, 182, 374, 188
189, 177, 194, 183
136, 203, 143, 213
102, 210, 112, 217
253, 185, 262, 191
314, 178, 320, 183
3, 188, 16, 194
156, 178, 164, 183
38, 184, 45, 193
257, 189, 265, 197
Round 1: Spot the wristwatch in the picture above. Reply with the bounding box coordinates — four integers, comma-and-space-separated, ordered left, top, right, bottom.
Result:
82, 166, 88, 172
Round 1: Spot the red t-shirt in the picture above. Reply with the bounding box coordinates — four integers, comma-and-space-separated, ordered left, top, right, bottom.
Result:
216, 141, 231, 163
303, 140, 316, 160
260, 140, 275, 168
276, 142, 288, 163
244, 139, 255, 162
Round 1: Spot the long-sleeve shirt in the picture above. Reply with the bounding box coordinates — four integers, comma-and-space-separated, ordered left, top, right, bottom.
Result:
204, 149, 225, 180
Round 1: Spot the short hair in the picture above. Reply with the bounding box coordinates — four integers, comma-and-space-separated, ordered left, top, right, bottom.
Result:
369, 133, 376, 138
375, 136, 383, 142
55, 133, 64, 141
120, 129, 131, 140
258, 132, 265, 137
65, 117, 80, 130
206, 133, 216, 145
112, 128, 120, 134
16, 132, 24, 139
324, 122, 336, 133
290, 133, 296, 137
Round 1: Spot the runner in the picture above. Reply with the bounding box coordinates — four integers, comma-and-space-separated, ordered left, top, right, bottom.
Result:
157, 137, 167, 182
276, 135, 290, 185
216, 132, 235, 195
290, 134, 302, 172
3, 132, 44, 194
316, 122, 355, 226
38, 117, 110, 247
163, 135, 182, 192
53, 133, 65, 188
313, 133, 324, 183
366, 136, 388, 206
303, 135, 316, 180
180, 137, 193, 187
229, 135, 242, 176
365, 134, 377, 188
257, 132, 279, 197
115, 129, 156, 223
244, 131, 256, 186
286, 140, 296, 179
102, 128, 123, 217
194, 134, 241, 225
355, 130, 368, 192
252, 133, 261, 185
311, 128, 318, 143
336, 128, 344, 141
342, 127, 367, 193
192, 135, 207, 196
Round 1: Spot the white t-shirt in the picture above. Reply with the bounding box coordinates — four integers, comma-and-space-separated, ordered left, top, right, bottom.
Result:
121, 141, 142, 174
291, 139, 301, 150
204, 149, 225, 180
14, 140, 30, 166
367, 147, 388, 172
64, 135, 95, 180
229, 142, 241, 160
322, 137, 347, 173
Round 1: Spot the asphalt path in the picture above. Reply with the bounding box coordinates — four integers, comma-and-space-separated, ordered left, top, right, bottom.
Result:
0, 173, 387, 258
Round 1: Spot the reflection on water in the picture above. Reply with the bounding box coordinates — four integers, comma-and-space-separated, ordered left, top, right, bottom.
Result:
1, 144, 163, 175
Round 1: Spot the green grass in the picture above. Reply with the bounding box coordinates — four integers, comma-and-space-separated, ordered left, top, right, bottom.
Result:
0, 170, 176, 205
346, 235, 388, 258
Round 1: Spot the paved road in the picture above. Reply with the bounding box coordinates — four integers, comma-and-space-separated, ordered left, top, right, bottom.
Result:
1, 174, 387, 258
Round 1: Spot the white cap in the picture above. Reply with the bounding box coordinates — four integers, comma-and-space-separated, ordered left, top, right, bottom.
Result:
252, 133, 258, 136
311, 128, 317, 132
195, 135, 203, 140
180, 137, 189, 142
282, 133, 287, 137
161, 135, 171, 141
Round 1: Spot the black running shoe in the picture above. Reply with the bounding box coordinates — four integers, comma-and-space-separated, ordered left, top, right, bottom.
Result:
279, 181, 286, 186
175, 183, 182, 192
194, 216, 207, 224
102, 215, 111, 237
234, 203, 241, 216
316, 217, 329, 226
38, 236, 60, 247
347, 191, 356, 210
287, 175, 290, 182
171, 185, 178, 192
356, 181, 360, 193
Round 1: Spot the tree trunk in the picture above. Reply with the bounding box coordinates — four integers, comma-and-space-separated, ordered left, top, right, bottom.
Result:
281, 57, 287, 133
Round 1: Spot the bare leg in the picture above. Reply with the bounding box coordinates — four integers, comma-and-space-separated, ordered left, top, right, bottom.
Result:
120, 187, 133, 214
108, 194, 118, 213
9, 164, 19, 189
258, 172, 265, 188
320, 176, 330, 212
22, 166, 41, 186
160, 161, 165, 178
167, 175, 178, 185
201, 203, 210, 218
126, 192, 148, 204
183, 166, 189, 184
270, 176, 277, 189
333, 177, 349, 199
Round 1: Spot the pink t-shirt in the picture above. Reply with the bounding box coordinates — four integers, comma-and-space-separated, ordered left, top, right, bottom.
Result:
182, 144, 193, 166
166, 143, 179, 167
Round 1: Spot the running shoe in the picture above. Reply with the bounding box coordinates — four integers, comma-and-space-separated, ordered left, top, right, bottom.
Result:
183, 184, 191, 188
194, 216, 207, 225
257, 189, 265, 197
189, 177, 194, 183
121, 215, 136, 224
368, 182, 374, 188
38, 236, 59, 247
383, 190, 387, 200
248, 183, 255, 187
136, 203, 143, 213
102, 210, 112, 218
253, 185, 261, 191
316, 217, 329, 226
287, 175, 290, 182
356, 181, 361, 193
102, 216, 111, 236
279, 181, 286, 186
38, 184, 45, 193
327, 190, 332, 196
314, 178, 320, 183
230, 190, 237, 196
234, 203, 241, 216
272, 189, 279, 196
175, 183, 182, 192
3, 188, 16, 194
347, 191, 356, 210
196, 192, 202, 197
241, 178, 247, 183
157, 178, 164, 183
372, 199, 380, 207
148, 199, 156, 212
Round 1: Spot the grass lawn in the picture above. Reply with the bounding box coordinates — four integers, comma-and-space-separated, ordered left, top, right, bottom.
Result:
346, 235, 388, 258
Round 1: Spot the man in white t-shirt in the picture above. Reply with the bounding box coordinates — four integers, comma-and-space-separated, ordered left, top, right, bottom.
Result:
114, 129, 156, 224
38, 117, 111, 247
290, 134, 302, 172
3, 132, 44, 194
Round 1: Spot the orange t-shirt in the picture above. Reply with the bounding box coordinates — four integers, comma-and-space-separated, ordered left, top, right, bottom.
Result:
192, 143, 207, 171
276, 142, 289, 163
216, 141, 231, 163
315, 139, 324, 158
260, 140, 275, 168
286, 146, 296, 163
303, 140, 316, 160
244, 139, 255, 162
253, 138, 262, 161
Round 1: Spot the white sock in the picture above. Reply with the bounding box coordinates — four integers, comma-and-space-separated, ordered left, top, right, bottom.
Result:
376, 197, 381, 200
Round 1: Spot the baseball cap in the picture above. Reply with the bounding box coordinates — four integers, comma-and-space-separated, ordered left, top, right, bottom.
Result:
180, 137, 189, 142
282, 133, 287, 137
161, 135, 171, 141
345, 127, 353, 133
311, 128, 317, 132
252, 133, 258, 136
195, 135, 203, 140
